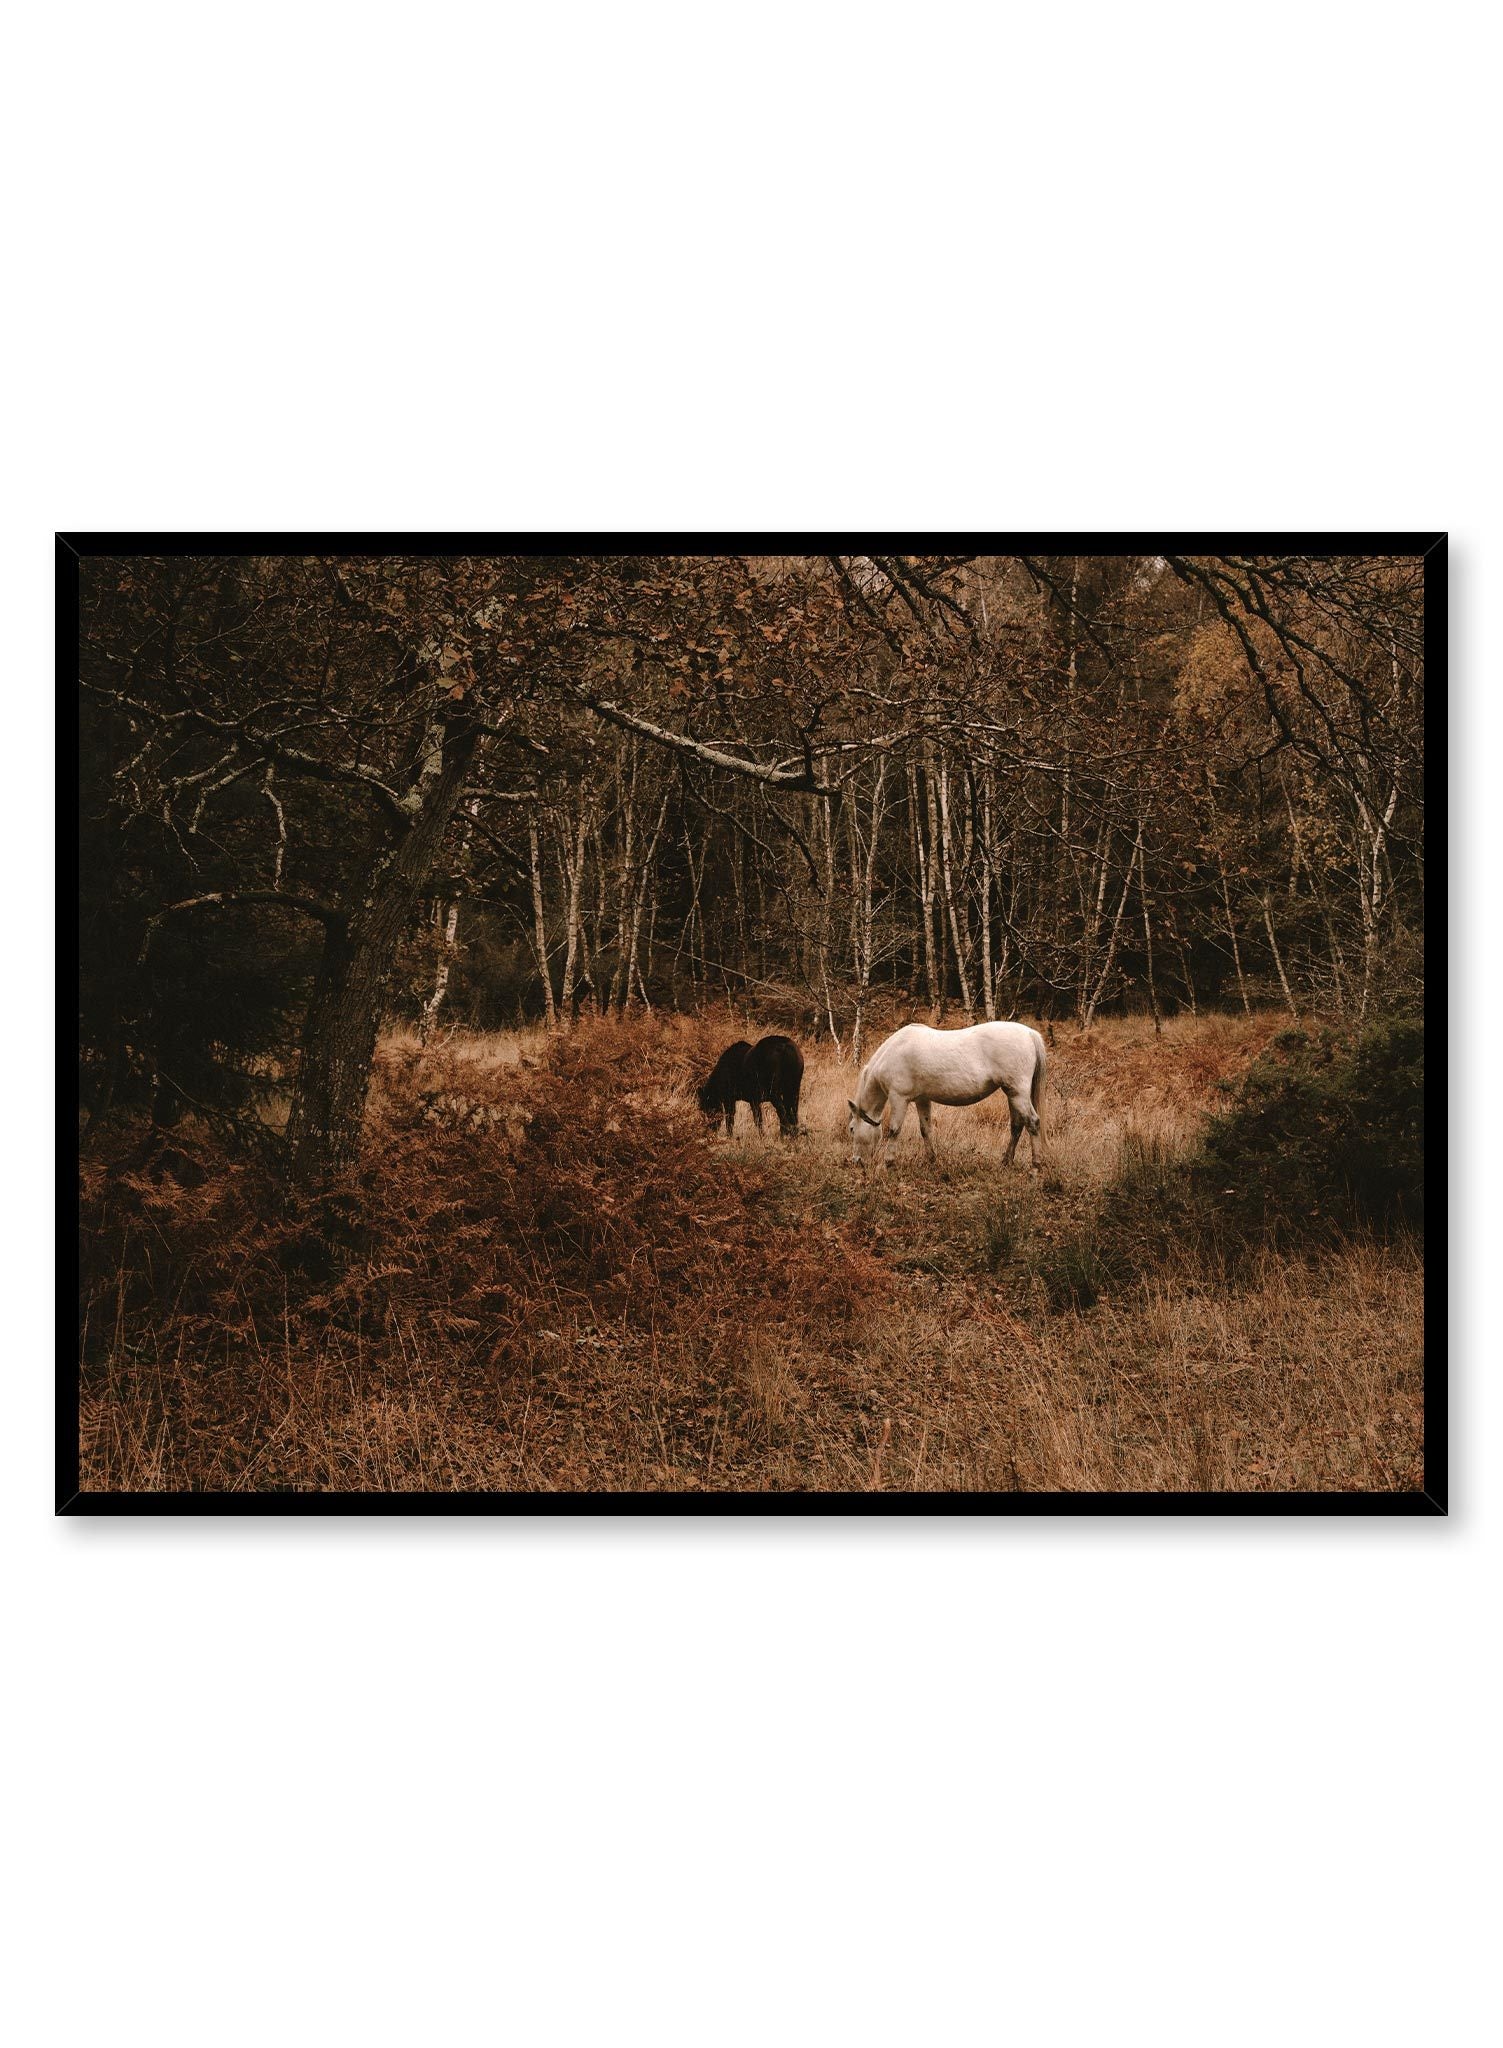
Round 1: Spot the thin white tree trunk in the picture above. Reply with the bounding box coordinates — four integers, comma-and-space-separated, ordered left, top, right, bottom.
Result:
1077, 813, 1114, 1023
1082, 824, 1139, 1030
1355, 776, 1400, 1020
558, 805, 589, 1025
907, 758, 937, 1008
1218, 855, 1251, 1016
935, 753, 973, 1017
1137, 830, 1162, 1035
979, 771, 996, 1019
1261, 895, 1299, 1017
673, 834, 707, 1003
621, 789, 669, 1011
419, 899, 461, 1044
848, 759, 887, 1068
608, 751, 637, 1012
419, 794, 477, 1043
529, 819, 556, 1030
1061, 556, 1078, 851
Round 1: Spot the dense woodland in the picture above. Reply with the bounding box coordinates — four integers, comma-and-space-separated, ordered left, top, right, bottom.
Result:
78, 552, 1425, 1191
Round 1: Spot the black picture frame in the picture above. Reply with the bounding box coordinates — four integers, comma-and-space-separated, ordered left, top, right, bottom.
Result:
61, 532, 1445, 1515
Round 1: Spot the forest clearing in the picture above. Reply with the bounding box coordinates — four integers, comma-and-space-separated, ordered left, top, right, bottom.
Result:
77, 1006, 1423, 1494
75, 549, 1427, 1501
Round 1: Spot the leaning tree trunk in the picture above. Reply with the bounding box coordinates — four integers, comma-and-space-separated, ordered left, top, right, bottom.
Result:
1261, 893, 1299, 1018
285, 718, 479, 1191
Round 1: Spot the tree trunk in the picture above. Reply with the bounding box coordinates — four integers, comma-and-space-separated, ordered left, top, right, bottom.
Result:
1171, 917, 1198, 1016
558, 806, 589, 1025
729, 820, 748, 995
922, 747, 950, 1016
589, 815, 609, 1015
935, 753, 973, 1017
979, 771, 997, 1019
419, 797, 478, 1043
419, 899, 461, 1044
621, 790, 669, 1011
1060, 556, 1079, 929
1137, 829, 1162, 1035
814, 783, 837, 1044
1261, 894, 1299, 1017
1355, 777, 1400, 1020
1082, 824, 1138, 1030
1218, 855, 1251, 1016
849, 759, 886, 1069
907, 758, 937, 1007
1205, 771, 1250, 1016
529, 818, 557, 1029
607, 751, 637, 1013
673, 833, 707, 1005
285, 718, 479, 1191
638, 885, 660, 1008
1077, 813, 1114, 1024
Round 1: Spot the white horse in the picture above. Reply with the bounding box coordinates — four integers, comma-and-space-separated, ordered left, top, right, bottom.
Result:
846, 1020, 1047, 1170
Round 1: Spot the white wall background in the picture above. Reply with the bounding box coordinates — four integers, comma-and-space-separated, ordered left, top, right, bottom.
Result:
7, 5, 1490, 2042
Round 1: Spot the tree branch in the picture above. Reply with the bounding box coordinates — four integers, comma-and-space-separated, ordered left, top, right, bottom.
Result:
80, 679, 415, 828
137, 889, 345, 964
563, 684, 831, 794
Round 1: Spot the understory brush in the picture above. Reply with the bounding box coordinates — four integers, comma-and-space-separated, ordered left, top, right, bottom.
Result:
76, 1009, 1424, 1494
1033, 1014, 1425, 1311
78, 1017, 890, 1491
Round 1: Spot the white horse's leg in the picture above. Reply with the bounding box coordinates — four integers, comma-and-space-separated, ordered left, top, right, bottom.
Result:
1005, 1090, 1037, 1170
915, 1099, 935, 1158
884, 1094, 910, 1168
1004, 1109, 1022, 1166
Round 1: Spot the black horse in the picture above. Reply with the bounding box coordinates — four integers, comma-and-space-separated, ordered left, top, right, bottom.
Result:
697, 1034, 804, 1138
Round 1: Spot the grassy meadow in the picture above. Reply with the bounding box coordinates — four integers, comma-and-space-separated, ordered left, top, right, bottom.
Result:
77, 1008, 1424, 1494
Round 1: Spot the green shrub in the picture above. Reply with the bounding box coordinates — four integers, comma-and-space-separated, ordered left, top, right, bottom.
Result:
1037, 1014, 1424, 1309
1196, 1014, 1423, 1246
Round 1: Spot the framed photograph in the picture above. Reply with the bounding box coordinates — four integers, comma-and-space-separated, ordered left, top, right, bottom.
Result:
64, 536, 1441, 1513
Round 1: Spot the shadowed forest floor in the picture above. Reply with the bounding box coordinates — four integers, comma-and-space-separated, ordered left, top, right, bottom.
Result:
78, 1009, 1424, 1494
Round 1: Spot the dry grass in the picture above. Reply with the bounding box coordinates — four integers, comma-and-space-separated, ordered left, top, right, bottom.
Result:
77, 1008, 1424, 1495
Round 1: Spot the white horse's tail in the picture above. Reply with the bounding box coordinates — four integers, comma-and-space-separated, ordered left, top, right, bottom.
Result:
1030, 1031, 1047, 1136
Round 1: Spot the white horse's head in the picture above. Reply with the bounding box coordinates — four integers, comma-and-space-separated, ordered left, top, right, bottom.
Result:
847, 1098, 882, 1165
